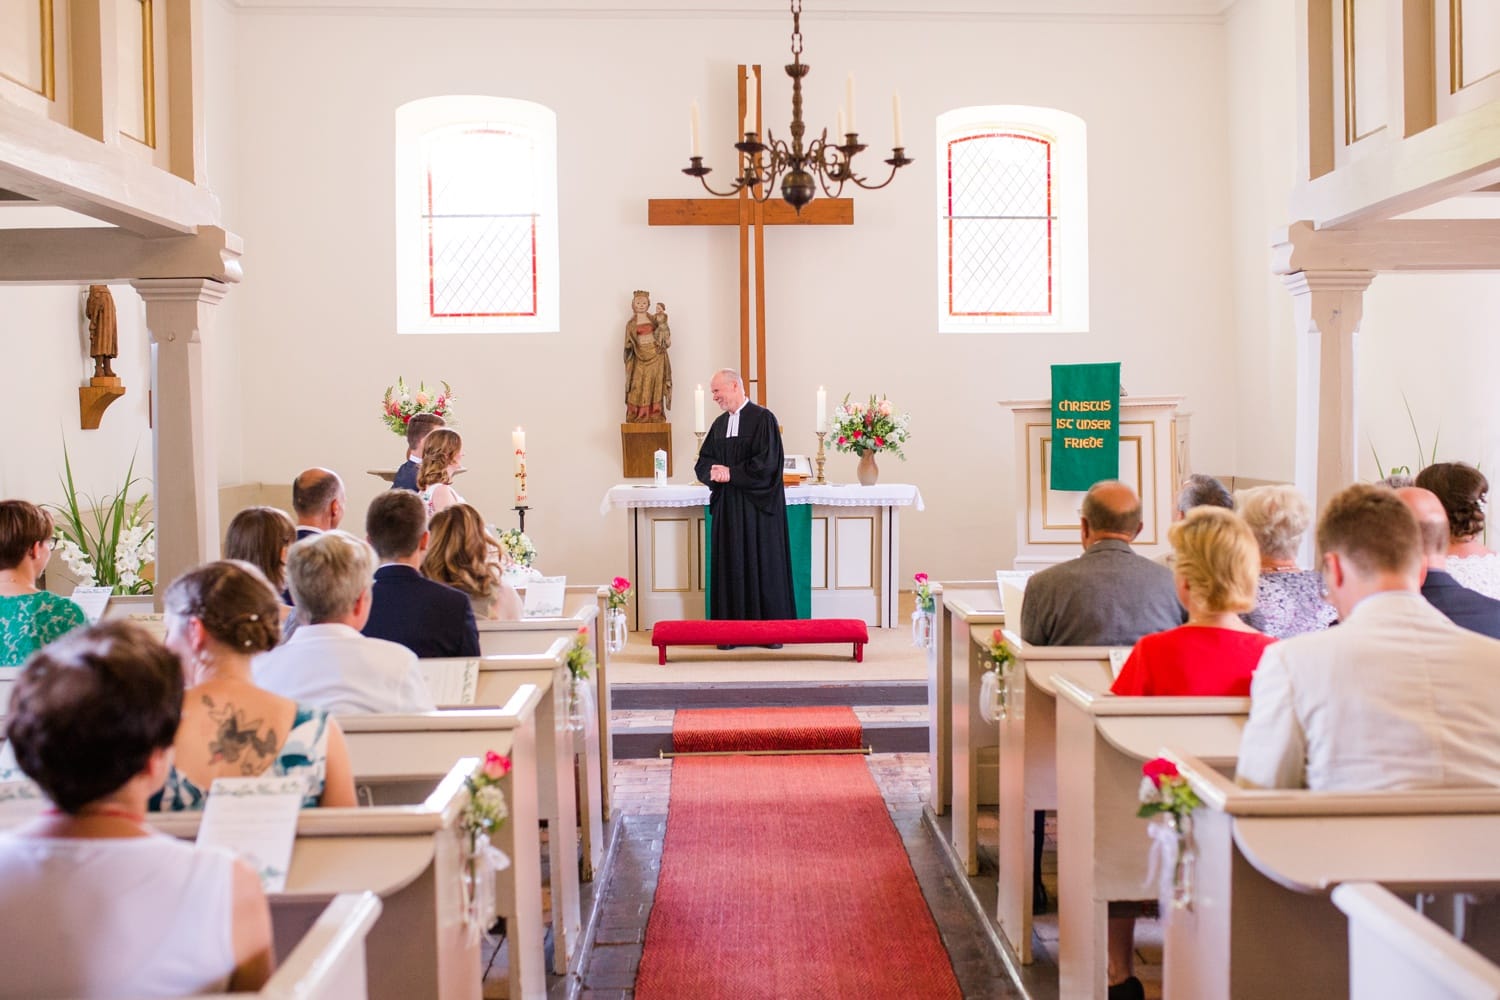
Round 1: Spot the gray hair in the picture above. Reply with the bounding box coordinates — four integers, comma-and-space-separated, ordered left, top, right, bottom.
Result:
1236, 484, 1312, 561
1176, 474, 1234, 515
286, 530, 375, 624
713, 368, 744, 389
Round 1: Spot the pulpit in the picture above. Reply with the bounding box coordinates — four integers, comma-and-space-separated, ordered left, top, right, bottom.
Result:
998, 396, 1186, 570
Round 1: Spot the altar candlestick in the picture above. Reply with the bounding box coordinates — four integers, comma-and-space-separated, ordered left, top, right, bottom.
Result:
694, 385, 706, 433
816, 386, 827, 432
690, 101, 701, 157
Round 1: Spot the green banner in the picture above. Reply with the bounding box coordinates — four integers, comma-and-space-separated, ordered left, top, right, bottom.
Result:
704, 505, 812, 619
1049, 363, 1121, 491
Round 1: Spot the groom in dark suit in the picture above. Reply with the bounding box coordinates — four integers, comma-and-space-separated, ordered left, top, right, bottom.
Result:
392, 413, 446, 492
361, 490, 479, 658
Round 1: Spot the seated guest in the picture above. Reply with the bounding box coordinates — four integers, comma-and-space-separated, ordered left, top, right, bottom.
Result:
1416, 462, 1500, 599
417, 429, 466, 516
1112, 507, 1275, 697
1236, 484, 1338, 638
363, 491, 480, 657
1020, 480, 1184, 647
291, 467, 345, 542
1237, 484, 1500, 791
254, 531, 435, 714
1107, 506, 1274, 999
393, 412, 445, 492
1398, 486, 1500, 640
224, 504, 297, 623
423, 504, 524, 621
157, 561, 357, 810
0, 500, 87, 666
0, 621, 274, 995
1174, 473, 1234, 520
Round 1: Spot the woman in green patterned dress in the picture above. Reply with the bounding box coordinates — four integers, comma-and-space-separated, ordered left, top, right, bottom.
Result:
0, 501, 87, 666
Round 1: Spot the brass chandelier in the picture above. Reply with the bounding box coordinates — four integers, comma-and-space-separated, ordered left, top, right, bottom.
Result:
682, 0, 911, 212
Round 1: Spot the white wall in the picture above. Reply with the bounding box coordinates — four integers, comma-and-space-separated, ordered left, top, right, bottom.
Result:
223, 6, 1238, 582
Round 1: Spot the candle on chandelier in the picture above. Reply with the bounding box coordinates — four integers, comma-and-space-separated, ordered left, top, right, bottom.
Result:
690, 100, 701, 157
744, 70, 758, 133
816, 386, 827, 433
694, 385, 706, 433
892, 93, 903, 148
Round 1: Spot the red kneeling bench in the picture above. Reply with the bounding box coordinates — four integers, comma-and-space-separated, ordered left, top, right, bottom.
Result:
651, 618, 869, 664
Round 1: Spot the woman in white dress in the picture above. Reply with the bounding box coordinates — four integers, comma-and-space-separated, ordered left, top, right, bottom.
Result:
417, 428, 465, 516
1416, 462, 1500, 600
0, 620, 274, 997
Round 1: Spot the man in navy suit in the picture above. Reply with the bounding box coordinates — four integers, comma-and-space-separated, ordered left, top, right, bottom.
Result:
392, 413, 446, 492
293, 468, 345, 541
1400, 486, 1500, 640
361, 490, 479, 658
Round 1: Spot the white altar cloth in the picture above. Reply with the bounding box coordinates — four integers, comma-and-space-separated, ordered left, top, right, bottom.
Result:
599, 483, 924, 515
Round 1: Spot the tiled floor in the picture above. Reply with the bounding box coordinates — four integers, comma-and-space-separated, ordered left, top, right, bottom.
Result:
575, 753, 1019, 998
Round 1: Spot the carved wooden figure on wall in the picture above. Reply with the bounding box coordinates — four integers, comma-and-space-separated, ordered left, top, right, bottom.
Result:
78, 284, 126, 429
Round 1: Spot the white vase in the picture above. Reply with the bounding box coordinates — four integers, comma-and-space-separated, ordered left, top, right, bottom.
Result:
606, 607, 627, 654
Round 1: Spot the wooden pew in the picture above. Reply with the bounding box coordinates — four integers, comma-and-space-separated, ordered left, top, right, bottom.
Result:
996, 635, 1119, 963
150, 761, 485, 1000
337, 683, 567, 997
1333, 882, 1500, 1000
927, 581, 1004, 873
0, 665, 17, 737
472, 627, 607, 882
1052, 677, 1247, 999
478, 583, 614, 827
190, 892, 383, 1000
1163, 753, 1500, 1000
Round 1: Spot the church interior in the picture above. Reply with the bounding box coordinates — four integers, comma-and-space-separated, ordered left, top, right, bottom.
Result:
3, 0, 1500, 997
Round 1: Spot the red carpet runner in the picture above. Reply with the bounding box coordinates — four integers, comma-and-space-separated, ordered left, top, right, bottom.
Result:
635, 706, 963, 999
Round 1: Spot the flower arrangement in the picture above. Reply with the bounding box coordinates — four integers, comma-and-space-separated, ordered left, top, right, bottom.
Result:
565, 626, 594, 681
913, 572, 935, 614
49, 447, 155, 595
498, 528, 535, 568
1137, 756, 1201, 909
831, 394, 911, 458
459, 751, 511, 941
381, 378, 454, 437
607, 576, 632, 611
984, 628, 1015, 674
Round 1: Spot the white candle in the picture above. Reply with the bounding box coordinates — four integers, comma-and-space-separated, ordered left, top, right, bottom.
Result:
892, 93, 903, 148
694, 385, 706, 433
512, 427, 525, 473
690, 100, 701, 157
845, 73, 855, 134
745, 71, 757, 134
816, 386, 827, 432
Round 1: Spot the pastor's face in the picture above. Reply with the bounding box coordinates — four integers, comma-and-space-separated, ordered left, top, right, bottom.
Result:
711, 376, 743, 411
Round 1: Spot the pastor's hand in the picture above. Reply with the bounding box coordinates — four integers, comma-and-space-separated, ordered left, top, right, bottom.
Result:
710, 464, 730, 483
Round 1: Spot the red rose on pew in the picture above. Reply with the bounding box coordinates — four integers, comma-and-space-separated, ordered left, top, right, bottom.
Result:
612, 576, 631, 592
914, 573, 928, 585
1142, 757, 1179, 785
483, 751, 512, 779
578, 625, 589, 640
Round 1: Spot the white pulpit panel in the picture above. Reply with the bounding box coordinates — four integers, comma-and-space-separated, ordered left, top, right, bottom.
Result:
1025, 420, 1159, 547
834, 516, 875, 590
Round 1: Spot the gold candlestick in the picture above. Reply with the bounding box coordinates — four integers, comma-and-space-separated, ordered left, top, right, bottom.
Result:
814, 431, 827, 484
694, 431, 706, 454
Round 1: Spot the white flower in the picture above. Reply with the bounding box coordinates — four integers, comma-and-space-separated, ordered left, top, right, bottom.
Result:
477, 784, 508, 821
1139, 776, 1164, 805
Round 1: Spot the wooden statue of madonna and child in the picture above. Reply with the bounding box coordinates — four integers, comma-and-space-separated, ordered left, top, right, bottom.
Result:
620, 289, 675, 478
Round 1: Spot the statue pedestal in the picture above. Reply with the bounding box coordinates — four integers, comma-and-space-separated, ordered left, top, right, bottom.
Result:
79, 376, 125, 430
620, 423, 672, 479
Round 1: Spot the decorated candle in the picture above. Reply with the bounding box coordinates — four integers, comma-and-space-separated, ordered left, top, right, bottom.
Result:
694, 385, 706, 433
512, 427, 525, 470
816, 386, 827, 432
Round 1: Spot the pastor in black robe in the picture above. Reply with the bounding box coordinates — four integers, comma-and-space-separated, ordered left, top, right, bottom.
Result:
694, 401, 796, 620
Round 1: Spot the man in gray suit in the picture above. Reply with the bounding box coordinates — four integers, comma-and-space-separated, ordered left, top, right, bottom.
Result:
1020, 480, 1184, 647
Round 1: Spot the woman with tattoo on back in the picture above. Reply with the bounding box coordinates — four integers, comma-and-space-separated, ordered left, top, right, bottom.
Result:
152, 560, 357, 810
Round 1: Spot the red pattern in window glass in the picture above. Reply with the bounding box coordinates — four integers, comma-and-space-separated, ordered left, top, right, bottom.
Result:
424, 127, 540, 319
945, 131, 1054, 319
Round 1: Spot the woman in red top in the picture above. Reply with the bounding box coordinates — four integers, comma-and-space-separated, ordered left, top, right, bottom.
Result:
1107, 506, 1275, 1000
1112, 506, 1275, 697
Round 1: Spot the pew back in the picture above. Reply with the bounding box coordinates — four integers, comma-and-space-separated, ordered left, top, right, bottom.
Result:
1333, 882, 1500, 1000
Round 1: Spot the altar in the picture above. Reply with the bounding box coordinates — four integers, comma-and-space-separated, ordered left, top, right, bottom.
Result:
599, 484, 923, 629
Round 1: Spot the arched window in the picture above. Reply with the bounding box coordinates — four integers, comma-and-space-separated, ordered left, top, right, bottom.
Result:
936, 106, 1088, 333
395, 96, 559, 334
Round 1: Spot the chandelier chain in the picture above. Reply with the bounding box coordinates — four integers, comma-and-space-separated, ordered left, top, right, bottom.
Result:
790, 0, 802, 58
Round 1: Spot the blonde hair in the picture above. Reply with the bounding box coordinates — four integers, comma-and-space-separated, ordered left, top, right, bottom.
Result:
1236, 485, 1312, 561
1169, 507, 1260, 614
422, 504, 500, 604
417, 429, 462, 490
286, 530, 375, 623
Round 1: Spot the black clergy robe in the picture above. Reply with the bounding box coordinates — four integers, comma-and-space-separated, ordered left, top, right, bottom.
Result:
694, 401, 796, 620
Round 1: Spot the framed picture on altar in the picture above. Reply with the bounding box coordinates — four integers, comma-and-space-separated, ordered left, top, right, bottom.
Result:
784, 455, 812, 477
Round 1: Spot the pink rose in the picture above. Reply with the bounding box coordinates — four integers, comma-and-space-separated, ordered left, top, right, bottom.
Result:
879, 400, 893, 416
875, 437, 885, 447
991, 628, 1003, 644
612, 576, 631, 592
577, 625, 589, 640
1142, 757, 1179, 784
415, 391, 430, 406
483, 751, 512, 779
914, 572, 928, 585
837, 436, 846, 445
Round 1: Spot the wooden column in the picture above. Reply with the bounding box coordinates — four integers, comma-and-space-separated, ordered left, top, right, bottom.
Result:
1283, 269, 1374, 520
132, 277, 227, 606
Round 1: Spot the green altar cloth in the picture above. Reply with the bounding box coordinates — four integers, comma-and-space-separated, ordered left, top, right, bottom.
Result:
704, 504, 812, 619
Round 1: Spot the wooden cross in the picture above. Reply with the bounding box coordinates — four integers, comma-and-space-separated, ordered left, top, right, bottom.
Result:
647, 65, 853, 406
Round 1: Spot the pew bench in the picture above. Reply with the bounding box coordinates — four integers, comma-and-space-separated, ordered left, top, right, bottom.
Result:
650, 617, 869, 664
1163, 753, 1500, 1000
190, 893, 382, 1000
1052, 678, 1248, 999
1333, 882, 1500, 1000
